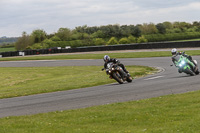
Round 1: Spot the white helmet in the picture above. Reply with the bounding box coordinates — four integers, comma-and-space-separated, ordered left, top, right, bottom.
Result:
103, 55, 110, 62
171, 48, 177, 55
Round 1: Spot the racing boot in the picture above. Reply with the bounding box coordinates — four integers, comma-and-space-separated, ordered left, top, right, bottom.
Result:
123, 68, 130, 76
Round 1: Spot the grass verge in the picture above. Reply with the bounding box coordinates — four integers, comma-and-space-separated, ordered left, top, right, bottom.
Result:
1, 90, 200, 132
1, 50, 200, 61
0, 66, 156, 99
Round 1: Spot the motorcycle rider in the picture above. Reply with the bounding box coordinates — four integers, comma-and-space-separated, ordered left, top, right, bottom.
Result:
171, 48, 197, 72
102, 55, 130, 75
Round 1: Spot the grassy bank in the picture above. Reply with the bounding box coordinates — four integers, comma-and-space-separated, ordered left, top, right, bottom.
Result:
0, 66, 155, 99
0, 47, 15, 52
1, 90, 200, 132
1, 50, 200, 61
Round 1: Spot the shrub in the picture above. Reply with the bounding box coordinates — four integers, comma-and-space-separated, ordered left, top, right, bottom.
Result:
94, 38, 106, 46
42, 39, 56, 48
107, 37, 118, 45
128, 35, 137, 43
119, 37, 129, 44
144, 32, 200, 42
137, 36, 148, 43
70, 40, 83, 48
30, 43, 43, 49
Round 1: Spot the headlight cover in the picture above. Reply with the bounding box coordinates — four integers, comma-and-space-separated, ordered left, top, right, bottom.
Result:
179, 60, 185, 67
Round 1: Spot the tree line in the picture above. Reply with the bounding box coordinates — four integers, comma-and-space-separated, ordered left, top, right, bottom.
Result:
0, 37, 18, 45
15, 21, 200, 50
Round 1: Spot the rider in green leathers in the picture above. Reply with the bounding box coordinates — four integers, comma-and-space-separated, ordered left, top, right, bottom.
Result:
171, 48, 196, 72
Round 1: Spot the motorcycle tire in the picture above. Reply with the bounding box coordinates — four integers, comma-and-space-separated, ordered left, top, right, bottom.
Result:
185, 68, 195, 76
126, 75, 133, 82
112, 72, 123, 84
195, 69, 200, 75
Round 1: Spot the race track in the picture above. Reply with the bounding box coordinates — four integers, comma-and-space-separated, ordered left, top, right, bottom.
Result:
1, 56, 200, 118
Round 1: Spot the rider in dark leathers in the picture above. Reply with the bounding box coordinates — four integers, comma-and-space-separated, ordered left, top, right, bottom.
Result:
102, 55, 129, 75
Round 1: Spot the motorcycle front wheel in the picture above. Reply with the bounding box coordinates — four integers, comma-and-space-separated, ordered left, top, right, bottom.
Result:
126, 75, 133, 82
112, 72, 123, 84
184, 68, 195, 76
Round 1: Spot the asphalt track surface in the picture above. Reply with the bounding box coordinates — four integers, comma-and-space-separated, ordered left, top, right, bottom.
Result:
1, 56, 200, 118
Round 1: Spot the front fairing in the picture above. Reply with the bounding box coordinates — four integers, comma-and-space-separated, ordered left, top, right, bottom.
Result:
106, 63, 114, 74
174, 55, 190, 70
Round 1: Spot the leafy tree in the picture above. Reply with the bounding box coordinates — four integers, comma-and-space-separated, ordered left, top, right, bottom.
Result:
46, 33, 56, 39
112, 24, 122, 38
50, 36, 61, 41
120, 25, 130, 37
31, 29, 47, 43
173, 22, 192, 31
163, 21, 173, 29
141, 23, 158, 34
56, 28, 72, 41
14, 20, 200, 50
131, 25, 141, 37
71, 31, 82, 40
156, 23, 166, 34
91, 30, 104, 38
15, 32, 34, 50
171, 28, 182, 33
84, 26, 99, 34
193, 21, 200, 26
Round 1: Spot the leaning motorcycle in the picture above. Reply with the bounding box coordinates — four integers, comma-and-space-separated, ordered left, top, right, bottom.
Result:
103, 62, 132, 84
172, 54, 199, 76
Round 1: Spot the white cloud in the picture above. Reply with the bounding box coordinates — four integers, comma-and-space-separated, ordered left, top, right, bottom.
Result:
0, 0, 200, 37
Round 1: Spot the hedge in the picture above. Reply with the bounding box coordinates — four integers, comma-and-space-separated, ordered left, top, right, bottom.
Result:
144, 32, 200, 42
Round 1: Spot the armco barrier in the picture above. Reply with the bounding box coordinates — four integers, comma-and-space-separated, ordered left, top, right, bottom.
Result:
1, 41, 200, 57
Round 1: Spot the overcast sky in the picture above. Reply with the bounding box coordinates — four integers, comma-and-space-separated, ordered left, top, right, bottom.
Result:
1, 0, 200, 37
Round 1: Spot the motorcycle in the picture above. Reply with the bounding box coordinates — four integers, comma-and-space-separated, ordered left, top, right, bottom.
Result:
171, 54, 199, 76
103, 62, 133, 84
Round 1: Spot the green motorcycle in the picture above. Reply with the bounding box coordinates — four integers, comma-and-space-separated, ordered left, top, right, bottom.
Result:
172, 54, 199, 76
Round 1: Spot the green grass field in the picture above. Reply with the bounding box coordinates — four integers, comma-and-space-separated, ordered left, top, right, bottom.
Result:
1, 50, 200, 61
1, 90, 200, 132
1, 50, 200, 132
0, 66, 155, 99
170, 38, 200, 42
0, 47, 16, 52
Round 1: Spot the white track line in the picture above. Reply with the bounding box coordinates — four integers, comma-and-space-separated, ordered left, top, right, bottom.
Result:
144, 76, 164, 80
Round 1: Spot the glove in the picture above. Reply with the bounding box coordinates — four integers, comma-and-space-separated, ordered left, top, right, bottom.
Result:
102, 68, 105, 71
